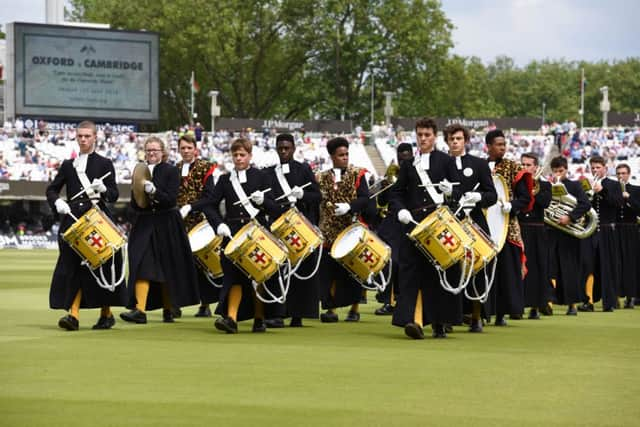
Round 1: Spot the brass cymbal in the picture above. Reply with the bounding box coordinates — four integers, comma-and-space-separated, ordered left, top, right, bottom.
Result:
132, 162, 151, 208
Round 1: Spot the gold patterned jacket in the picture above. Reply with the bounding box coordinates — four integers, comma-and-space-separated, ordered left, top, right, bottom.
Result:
318, 166, 368, 245
177, 158, 215, 231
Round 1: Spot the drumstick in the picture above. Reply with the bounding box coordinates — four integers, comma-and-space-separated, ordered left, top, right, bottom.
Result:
71, 172, 112, 201
275, 182, 312, 201
419, 182, 460, 188
454, 183, 480, 216
233, 188, 272, 206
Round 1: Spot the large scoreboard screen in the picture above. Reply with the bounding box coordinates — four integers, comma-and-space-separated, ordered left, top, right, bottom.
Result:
5, 22, 159, 122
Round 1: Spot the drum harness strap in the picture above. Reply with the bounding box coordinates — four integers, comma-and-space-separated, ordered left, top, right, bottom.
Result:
230, 170, 260, 219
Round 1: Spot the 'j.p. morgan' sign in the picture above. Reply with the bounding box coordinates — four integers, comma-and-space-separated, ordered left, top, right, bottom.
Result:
6, 22, 159, 122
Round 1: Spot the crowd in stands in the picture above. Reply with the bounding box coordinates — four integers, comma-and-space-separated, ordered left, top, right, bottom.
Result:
1, 119, 639, 184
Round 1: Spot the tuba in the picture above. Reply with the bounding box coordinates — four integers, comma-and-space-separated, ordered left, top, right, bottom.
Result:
543, 182, 598, 239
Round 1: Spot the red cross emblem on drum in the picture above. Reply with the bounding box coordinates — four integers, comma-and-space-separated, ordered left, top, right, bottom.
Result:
285, 230, 305, 251
250, 247, 268, 266
85, 230, 105, 249
359, 248, 377, 265
437, 230, 456, 250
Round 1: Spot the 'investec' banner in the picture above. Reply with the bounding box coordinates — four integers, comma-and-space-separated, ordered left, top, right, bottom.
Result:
0, 234, 58, 250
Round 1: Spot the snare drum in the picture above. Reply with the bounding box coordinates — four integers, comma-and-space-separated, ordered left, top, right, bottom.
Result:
62, 206, 126, 270
188, 220, 223, 279
408, 206, 474, 270
270, 207, 323, 265
330, 224, 390, 284
461, 218, 498, 274
224, 220, 289, 284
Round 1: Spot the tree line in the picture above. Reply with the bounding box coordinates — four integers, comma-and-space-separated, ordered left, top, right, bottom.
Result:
68, 0, 640, 130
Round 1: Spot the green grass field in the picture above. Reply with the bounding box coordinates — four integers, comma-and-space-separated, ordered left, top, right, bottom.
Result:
1, 249, 639, 426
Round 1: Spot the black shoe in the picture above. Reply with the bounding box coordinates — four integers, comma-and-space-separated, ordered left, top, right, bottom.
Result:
58, 314, 79, 331
374, 303, 394, 315
566, 306, 578, 316
432, 324, 447, 338
163, 309, 175, 323
320, 311, 339, 323
528, 309, 540, 320
602, 306, 615, 312
172, 308, 182, 319
92, 315, 115, 330
623, 298, 634, 309
290, 317, 303, 327
375, 291, 385, 303
344, 311, 360, 322
577, 302, 594, 312
469, 319, 483, 333
194, 305, 212, 317
539, 304, 553, 316
214, 317, 238, 334
264, 318, 285, 328
120, 309, 147, 324
510, 313, 523, 320
494, 316, 507, 326
252, 318, 267, 333
404, 322, 424, 339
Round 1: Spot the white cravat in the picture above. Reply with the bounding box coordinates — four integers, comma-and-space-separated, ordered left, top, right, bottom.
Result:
420, 153, 430, 170
455, 156, 462, 170
181, 161, 192, 177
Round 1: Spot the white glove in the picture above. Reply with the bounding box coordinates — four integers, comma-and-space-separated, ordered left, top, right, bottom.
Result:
179, 204, 192, 219
438, 180, 454, 197
290, 186, 304, 200
216, 223, 232, 238
462, 191, 482, 206
90, 178, 107, 193
143, 180, 156, 194
397, 209, 414, 225
501, 201, 512, 213
54, 198, 71, 215
334, 202, 350, 216
250, 190, 264, 206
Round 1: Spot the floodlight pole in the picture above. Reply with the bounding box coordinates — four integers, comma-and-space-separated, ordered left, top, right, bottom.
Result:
208, 91, 220, 133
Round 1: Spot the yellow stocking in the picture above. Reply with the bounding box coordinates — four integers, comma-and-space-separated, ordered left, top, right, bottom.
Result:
585, 274, 594, 304
100, 306, 112, 317
390, 286, 396, 307
350, 303, 359, 313
228, 285, 242, 321
135, 280, 150, 312
69, 289, 82, 320
414, 289, 423, 327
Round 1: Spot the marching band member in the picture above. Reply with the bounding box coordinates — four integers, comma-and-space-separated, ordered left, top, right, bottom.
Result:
201, 138, 280, 334
547, 156, 590, 314
175, 134, 220, 318
485, 129, 533, 326
46, 120, 126, 330
317, 137, 371, 323
519, 153, 553, 319
265, 133, 322, 327
444, 124, 497, 333
121, 136, 200, 324
578, 156, 623, 312
372, 143, 414, 316
615, 164, 640, 308
390, 118, 461, 339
